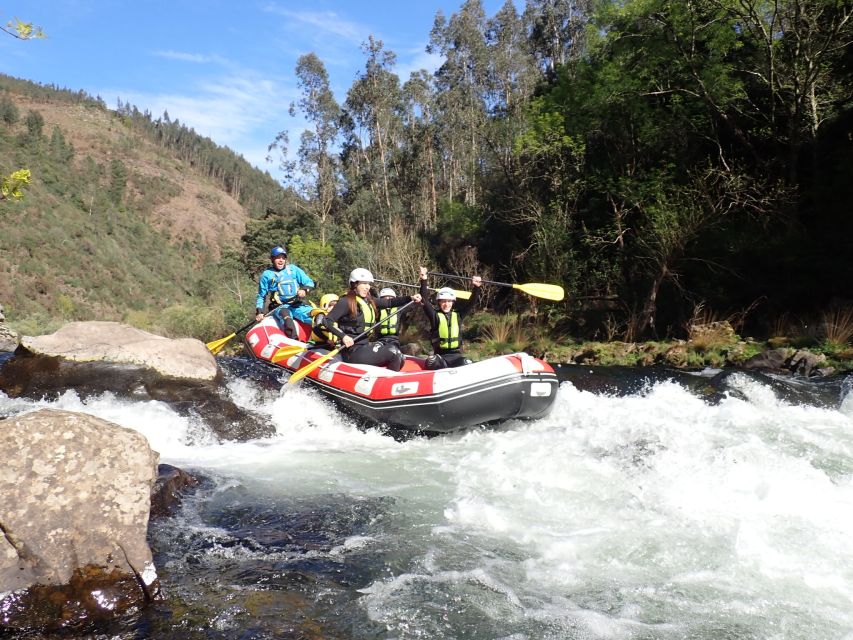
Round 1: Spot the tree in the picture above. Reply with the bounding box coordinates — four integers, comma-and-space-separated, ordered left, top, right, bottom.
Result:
342, 36, 402, 223
24, 108, 44, 140
108, 159, 128, 204
429, 0, 491, 206
399, 70, 440, 227
523, 0, 592, 77
1, 16, 44, 40
0, 93, 19, 124
2, 16, 44, 205
271, 53, 342, 245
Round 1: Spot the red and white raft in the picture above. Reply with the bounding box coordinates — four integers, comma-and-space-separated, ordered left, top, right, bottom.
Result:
245, 317, 559, 433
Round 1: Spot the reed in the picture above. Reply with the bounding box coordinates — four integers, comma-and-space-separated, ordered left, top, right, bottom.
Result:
821, 306, 853, 346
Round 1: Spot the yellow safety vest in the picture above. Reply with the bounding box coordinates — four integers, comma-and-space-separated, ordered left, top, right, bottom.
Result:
378, 307, 399, 336
436, 311, 460, 350
355, 296, 376, 333
309, 309, 335, 345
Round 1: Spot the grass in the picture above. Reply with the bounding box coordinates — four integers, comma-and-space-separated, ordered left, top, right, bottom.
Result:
821, 306, 853, 347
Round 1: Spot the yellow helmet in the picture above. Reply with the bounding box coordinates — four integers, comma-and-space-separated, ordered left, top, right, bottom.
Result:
320, 293, 340, 308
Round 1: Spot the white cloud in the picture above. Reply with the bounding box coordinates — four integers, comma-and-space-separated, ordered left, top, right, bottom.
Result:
151, 50, 227, 65
262, 3, 367, 45
102, 71, 300, 177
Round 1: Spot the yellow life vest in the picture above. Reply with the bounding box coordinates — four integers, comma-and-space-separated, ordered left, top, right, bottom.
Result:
355, 296, 375, 332
378, 307, 400, 336
309, 309, 336, 345
436, 311, 460, 350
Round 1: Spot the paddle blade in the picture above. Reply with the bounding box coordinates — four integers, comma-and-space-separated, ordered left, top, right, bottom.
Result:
271, 345, 307, 363
206, 332, 236, 355
513, 282, 565, 301
453, 290, 472, 300
288, 347, 340, 384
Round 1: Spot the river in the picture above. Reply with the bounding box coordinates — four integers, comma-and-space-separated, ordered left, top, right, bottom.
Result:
3, 359, 853, 639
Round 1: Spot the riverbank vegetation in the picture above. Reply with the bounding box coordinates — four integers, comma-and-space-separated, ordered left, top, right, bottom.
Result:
1, 0, 852, 370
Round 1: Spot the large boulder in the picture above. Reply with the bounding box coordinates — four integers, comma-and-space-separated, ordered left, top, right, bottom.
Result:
20, 321, 218, 380
0, 409, 159, 632
1, 322, 275, 441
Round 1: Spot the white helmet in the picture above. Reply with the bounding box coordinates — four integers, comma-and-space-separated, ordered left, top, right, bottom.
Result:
436, 287, 456, 301
379, 287, 396, 297
349, 268, 374, 284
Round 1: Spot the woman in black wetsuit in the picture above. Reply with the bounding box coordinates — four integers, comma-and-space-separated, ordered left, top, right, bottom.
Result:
323, 268, 422, 371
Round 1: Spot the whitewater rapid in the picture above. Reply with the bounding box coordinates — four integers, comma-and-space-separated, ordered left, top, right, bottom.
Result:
3, 369, 853, 639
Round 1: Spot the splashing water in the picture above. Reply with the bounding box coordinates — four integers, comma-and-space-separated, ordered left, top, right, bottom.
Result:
3, 366, 853, 639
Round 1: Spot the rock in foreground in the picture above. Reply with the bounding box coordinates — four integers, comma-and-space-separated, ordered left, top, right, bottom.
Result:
0, 409, 159, 632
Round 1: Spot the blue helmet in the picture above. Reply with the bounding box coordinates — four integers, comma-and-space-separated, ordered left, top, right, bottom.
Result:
270, 246, 287, 258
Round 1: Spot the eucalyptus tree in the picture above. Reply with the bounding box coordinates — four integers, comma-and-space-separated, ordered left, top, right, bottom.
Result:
271, 53, 342, 245
399, 70, 440, 228
428, 0, 491, 207
523, 0, 592, 77
484, 0, 540, 173
342, 36, 403, 228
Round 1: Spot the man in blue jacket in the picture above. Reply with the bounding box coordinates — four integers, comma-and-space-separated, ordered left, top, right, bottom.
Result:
255, 246, 314, 338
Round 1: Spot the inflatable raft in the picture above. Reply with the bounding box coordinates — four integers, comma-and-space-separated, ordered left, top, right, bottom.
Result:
244, 317, 558, 433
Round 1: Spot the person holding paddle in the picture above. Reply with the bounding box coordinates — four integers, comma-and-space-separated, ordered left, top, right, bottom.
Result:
323, 268, 421, 371
255, 245, 314, 339
419, 266, 481, 369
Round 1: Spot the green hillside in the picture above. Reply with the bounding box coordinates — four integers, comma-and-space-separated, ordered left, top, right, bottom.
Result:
0, 74, 296, 338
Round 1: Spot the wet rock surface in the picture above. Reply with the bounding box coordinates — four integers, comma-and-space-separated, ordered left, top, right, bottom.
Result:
0, 353, 274, 441
150, 464, 199, 520
0, 409, 160, 633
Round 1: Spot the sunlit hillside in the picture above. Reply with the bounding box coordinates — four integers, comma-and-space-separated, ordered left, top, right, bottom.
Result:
0, 74, 295, 335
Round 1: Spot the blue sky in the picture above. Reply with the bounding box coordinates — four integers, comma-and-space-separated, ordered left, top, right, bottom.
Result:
2, 0, 514, 180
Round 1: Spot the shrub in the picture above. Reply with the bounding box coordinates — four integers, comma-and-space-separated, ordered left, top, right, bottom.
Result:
821, 306, 853, 347
157, 304, 227, 341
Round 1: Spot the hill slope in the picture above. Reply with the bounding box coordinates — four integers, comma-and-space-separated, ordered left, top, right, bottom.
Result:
0, 75, 291, 334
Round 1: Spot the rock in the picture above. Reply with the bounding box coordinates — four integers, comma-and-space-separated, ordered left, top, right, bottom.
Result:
787, 349, 827, 377
742, 347, 791, 372
0, 355, 274, 442
0, 409, 159, 632
150, 464, 199, 519
689, 320, 737, 344
20, 321, 218, 381
742, 347, 831, 377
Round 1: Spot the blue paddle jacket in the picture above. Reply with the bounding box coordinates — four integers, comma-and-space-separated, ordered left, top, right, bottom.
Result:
255, 263, 314, 313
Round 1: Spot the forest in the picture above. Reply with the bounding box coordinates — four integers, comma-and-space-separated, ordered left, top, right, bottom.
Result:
256, 0, 853, 342
2, 0, 853, 350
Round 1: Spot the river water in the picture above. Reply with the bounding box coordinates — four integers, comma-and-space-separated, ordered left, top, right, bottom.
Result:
3, 359, 853, 639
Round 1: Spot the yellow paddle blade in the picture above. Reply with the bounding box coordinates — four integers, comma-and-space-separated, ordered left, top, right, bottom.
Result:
453, 290, 472, 300
288, 347, 341, 384
271, 345, 307, 363
512, 282, 565, 301
206, 332, 237, 355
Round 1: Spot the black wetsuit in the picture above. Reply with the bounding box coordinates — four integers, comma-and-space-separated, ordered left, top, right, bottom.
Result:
324, 292, 413, 371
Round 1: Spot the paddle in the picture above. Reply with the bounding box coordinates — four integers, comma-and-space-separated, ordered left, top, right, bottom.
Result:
271, 344, 309, 363
427, 272, 565, 301
374, 278, 472, 300
206, 314, 269, 355
288, 300, 416, 384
